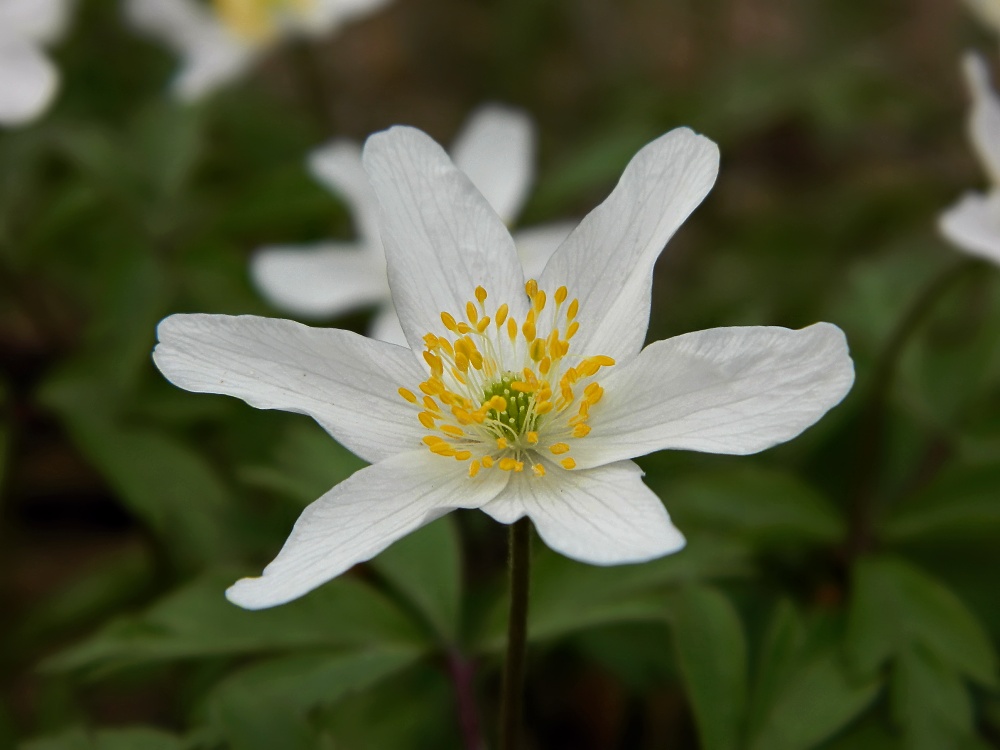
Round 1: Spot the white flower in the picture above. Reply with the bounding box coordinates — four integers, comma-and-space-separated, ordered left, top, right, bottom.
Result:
126, 0, 391, 102
965, 0, 1000, 35
940, 53, 1000, 262
153, 125, 855, 610
0, 0, 71, 126
250, 104, 574, 345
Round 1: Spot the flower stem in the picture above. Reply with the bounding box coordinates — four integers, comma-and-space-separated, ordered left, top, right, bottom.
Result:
499, 517, 531, 750
847, 257, 981, 558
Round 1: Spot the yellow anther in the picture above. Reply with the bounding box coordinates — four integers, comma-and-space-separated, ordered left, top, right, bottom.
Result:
539, 356, 552, 375
555, 286, 568, 304
533, 290, 546, 312
466, 301, 479, 324
522, 318, 536, 342
497, 437, 508, 450
454, 450, 472, 461
584, 383, 604, 404
423, 351, 444, 375
496, 304, 509, 326
507, 317, 517, 340
457, 322, 473, 335
430, 442, 456, 456
441, 424, 465, 438
498, 457, 518, 471
423, 396, 440, 412
561, 457, 577, 470
514, 461, 525, 472
567, 299, 579, 320
535, 401, 553, 415
482, 455, 495, 468
476, 317, 491, 333
420, 380, 444, 396
441, 311, 459, 332
511, 381, 535, 393
455, 353, 470, 372
437, 337, 454, 356
550, 443, 570, 455
525, 279, 538, 297
529, 338, 545, 361
452, 408, 474, 425
592, 355, 615, 367
489, 395, 507, 411
573, 424, 592, 438
533, 463, 546, 477
566, 321, 580, 339
470, 351, 484, 370
475, 286, 488, 305
526, 431, 539, 445
398, 387, 417, 404
418, 412, 437, 429
469, 460, 481, 477
423, 435, 445, 446
424, 333, 438, 347
579, 360, 600, 378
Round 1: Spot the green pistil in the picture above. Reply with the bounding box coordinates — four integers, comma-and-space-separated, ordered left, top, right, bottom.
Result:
484, 374, 535, 434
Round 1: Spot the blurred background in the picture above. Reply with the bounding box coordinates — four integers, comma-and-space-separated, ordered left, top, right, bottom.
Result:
3, 0, 1000, 748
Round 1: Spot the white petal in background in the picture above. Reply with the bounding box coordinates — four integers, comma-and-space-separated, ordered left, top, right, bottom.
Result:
451, 104, 535, 225
300, 0, 393, 37
226, 450, 510, 609
251, 243, 388, 319
307, 140, 383, 245
482, 460, 685, 565
513, 221, 575, 280
363, 126, 528, 352
0, 0, 70, 43
539, 127, 720, 365
962, 52, 1000, 187
570, 323, 854, 468
0, 40, 58, 126
153, 314, 427, 463
965, 0, 1000, 36
125, 0, 253, 102
940, 189, 1000, 263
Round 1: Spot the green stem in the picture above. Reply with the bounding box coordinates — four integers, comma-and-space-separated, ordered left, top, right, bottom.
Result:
499, 517, 531, 750
846, 257, 981, 558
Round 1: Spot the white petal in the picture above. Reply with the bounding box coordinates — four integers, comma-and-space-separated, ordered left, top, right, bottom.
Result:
126, 0, 253, 102
569, 323, 855, 468
297, 0, 392, 36
513, 221, 575, 280
0, 41, 57, 126
250, 242, 388, 319
0, 0, 70, 43
362, 126, 528, 353
940, 189, 1000, 262
481, 460, 685, 565
369, 301, 407, 345
962, 52, 1000, 185
965, 0, 1000, 37
450, 104, 535, 225
153, 314, 426, 463
538, 128, 719, 364
308, 140, 382, 244
227, 450, 510, 609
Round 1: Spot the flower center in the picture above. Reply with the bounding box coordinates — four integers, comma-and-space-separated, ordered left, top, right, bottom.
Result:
212, 0, 313, 40
397, 280, 614, 479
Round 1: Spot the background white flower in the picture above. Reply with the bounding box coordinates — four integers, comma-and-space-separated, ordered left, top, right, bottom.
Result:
940, 53, 1000, 263
153, 125, 855, 610
0, 0, 71, 126
250, 104, 575, 345
126, 0, 391, 102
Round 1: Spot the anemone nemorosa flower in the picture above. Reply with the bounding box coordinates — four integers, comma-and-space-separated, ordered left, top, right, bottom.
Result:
251, 104, 574, 345
940, 53, 1000, 263
153, 125, 855, 610
126, 0, 390, 102
0, 0, 71, 126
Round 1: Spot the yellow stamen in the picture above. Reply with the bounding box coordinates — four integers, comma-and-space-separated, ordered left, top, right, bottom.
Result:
398, 387, 417, 403
561, 457, 577, 470
469, 460, 481, 477
533, 463, 546, 477
550, 443, 570, 455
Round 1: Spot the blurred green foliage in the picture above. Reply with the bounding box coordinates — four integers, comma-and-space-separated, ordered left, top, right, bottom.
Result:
3, 0, 1000, 748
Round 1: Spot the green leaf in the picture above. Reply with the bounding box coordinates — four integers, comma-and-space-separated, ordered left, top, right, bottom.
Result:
130, 100, 203, 199
20, 728, 186, 750
44, 569, 429, 675
656, 465, 845, 544
747, 648, 880, 750
846, 556, 997, 685
667, 585, 747, 750
882, 463, 1000, 543
890, 646, 986, 750
747, 599, 807, 740
369, 517, 462, 645
475, 535, 752, 650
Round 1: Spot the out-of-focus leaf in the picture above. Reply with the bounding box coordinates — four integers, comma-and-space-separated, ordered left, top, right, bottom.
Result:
666, 585, 747, 750
237, 420, 365, 507
655, 466, 844, 544
747, 599, 807, 737
475, 536, 751, 650
890, 646, 986, 750
846, 556, 997, 686
131, 100, 203, 200
201, 696, 318, 750
200, 647, 421, 744
20, 728, 186, 750
819, 715, 901, 750
369, 517, 462, 645
747, 648, 880, 750
882, 463, 1000, 542
44, 569, 429, 675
